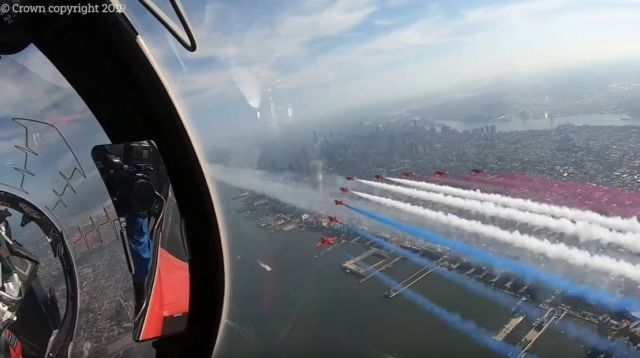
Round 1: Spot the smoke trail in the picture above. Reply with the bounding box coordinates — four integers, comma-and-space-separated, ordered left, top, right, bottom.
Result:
389, 177, 640, 233
346, 224, 515, 307
503, 172, 640, 205
352, 260, 525, 357
477, 173, 640, 218
353, 191, 640, 282
346, 225, 640, 357
428, 174, 508, 193
358, 179, 640, 253
344, 204, 640, 313
209, 164, 358, 215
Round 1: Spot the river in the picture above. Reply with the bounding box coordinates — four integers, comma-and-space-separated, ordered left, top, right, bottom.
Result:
213, 181, 589, 357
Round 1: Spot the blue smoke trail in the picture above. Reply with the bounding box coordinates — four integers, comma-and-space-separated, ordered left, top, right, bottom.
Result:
345, 204, 640, 313
345, 224, 640, 357
344, 252, 526, 358
346, 224, 516, 308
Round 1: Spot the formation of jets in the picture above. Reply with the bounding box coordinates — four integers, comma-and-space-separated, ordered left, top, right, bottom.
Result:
343, 169, 483, 184
328, 172, 416, 249
325, 169, 487, 249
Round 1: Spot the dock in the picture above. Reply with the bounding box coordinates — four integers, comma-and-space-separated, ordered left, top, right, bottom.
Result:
342, 248, 388, 276
494, 315, 525, 341
386, 261, 442, 298
359, 256, 404, 283
350, 236, 372, 246
322, 225, 617, 347
516, 308, 566, 357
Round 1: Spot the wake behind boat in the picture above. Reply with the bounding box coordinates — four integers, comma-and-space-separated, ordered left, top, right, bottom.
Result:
258, 261, 272, 272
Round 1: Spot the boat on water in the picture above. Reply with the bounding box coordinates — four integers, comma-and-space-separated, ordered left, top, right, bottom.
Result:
258, 261, 272, 272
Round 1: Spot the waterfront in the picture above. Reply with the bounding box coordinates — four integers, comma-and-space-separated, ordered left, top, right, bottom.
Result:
213, 182, 589, 357
436, 113, 636, 133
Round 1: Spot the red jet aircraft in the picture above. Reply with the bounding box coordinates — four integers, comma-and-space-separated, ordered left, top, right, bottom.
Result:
345, 176, 355, 181
340, 187, 350, 193
374, 174, 385, 180
327, 216, 340, 223
316, 236, 337, 248
401, 172, 415, 178
471, 168, 485, 174
434, 170, 448, 176
334, 200, 346, 206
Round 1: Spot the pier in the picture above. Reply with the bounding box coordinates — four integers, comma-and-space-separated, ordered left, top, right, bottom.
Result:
516, 308, 566, 357
333, 228, 625, 352
494, 315, 525, 341
342, 248, 388, 276
386, 260, 443, 298
359, 256, 404, 283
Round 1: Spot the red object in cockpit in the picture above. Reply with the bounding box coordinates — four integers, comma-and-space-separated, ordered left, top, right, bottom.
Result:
138, 248, 190, 340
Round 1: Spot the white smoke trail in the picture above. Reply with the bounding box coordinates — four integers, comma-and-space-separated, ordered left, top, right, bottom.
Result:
358, 179, 640, 253
211, 165, 330, 212
208, 164, 376, 224
389, 177, 640, 233
352, 191, 640, 282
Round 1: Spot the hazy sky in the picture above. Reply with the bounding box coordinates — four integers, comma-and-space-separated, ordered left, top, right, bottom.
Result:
125, 0, 640, 145
0, 55, 115, 235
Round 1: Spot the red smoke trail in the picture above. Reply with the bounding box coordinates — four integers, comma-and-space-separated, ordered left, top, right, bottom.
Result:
431, 173, 559, 206
461, 173, 567, 205
414, 171, 640, 218
44, 113, 84, 128
490, 173, 640, 217
461, 173, 533, 193
423, 174, 509, 194
502, 173, 640, 217
502, 173, 640, 203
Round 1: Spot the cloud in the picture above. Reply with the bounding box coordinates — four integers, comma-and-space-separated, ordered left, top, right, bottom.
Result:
463, 0, 571, 23
129, 0, 640, 138
194, 0, 376, 66
371, 18, 397, 27
278, 1, 375, 39
140, 0, 378, 114
10, 45, 72, 89
275, 0, 640, 118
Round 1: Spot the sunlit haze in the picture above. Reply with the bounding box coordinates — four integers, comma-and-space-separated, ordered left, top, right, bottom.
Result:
127, 0, 640, 147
